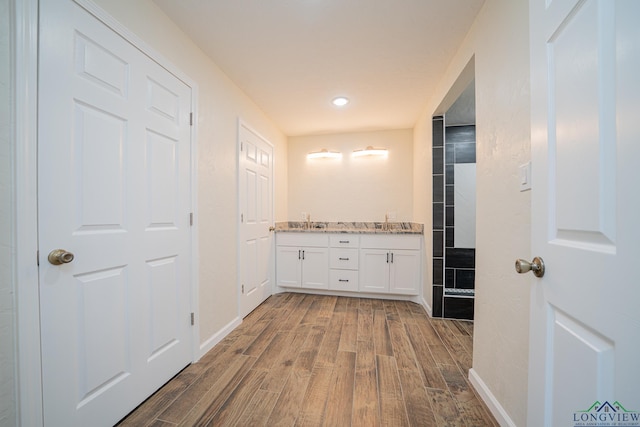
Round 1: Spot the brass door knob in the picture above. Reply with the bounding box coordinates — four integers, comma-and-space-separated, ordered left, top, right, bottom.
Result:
269, 226, 276, 232
48, 249, 75, 265
515, 257, 545, 277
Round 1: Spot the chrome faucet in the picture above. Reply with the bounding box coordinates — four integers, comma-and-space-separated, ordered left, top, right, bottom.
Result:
383, 213, 389, 231
306, 213, 311, 230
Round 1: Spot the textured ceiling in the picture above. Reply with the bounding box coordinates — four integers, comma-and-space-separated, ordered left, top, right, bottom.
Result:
154, 0, 484, 136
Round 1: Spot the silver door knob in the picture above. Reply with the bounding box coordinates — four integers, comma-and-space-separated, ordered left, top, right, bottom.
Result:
48, 249, 75, 265
515, 257, 545, 278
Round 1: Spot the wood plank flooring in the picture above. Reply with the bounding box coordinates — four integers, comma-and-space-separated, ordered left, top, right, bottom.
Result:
117, 293, 497, 427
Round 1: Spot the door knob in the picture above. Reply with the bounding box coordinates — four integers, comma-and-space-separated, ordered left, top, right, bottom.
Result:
48, 249, 75, 265
515, 257, 545, 278
269, 226, 275, 232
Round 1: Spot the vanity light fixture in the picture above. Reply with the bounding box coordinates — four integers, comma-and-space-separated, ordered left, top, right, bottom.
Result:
307, 148, 343, 159
332, 96, 349, 107
352, 146, 388, 157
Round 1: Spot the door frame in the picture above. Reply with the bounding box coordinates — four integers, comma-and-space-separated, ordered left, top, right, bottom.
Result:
236, 118, 276, 318
13, 1, 200, 425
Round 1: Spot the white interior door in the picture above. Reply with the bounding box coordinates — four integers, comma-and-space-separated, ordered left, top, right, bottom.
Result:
38, 1, 193, 425
239, 122, 274, 317
528, 1, 640, 425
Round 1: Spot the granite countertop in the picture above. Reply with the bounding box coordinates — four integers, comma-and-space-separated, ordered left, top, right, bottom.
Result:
275, 221, 423, 235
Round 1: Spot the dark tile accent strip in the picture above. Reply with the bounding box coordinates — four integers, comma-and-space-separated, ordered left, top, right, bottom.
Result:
455, 143, 476, 163
432, 258, 443, 285
445, 165, 454, 184
433, 118, 444, 147
433, 285, 443, 317
445, 227, 454, 248
445, 248, 476, 269
445, 268, 455, 288
433, 147, 444, 174
445, 185, 454, 206
433, 175, 444, 203
433, 231, 443, 258
433, 203, 444, 230
443, 297, 474, 320
445, 206, 454, 227
455, 269, 475, 289
445, 125, 476, 143
445, 144, 455, 165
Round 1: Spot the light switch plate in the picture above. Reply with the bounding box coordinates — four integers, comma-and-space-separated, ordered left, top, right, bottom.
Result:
519, 162, 531, 192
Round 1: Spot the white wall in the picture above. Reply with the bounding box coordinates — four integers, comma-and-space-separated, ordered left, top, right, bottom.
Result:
90, 0, 288, 344
288, 129, 413, 222
414, 0, 531, 425
0, 0, 17, 424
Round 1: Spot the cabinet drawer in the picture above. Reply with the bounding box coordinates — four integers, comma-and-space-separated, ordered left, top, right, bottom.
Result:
329, 234, 359, 248
329, 269, 359, 292
329, 248, 359, 270
276, 233, 329, 247
360, 234, 421, 250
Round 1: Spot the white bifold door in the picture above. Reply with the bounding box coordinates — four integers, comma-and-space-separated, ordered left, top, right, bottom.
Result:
38, 1, 193, 425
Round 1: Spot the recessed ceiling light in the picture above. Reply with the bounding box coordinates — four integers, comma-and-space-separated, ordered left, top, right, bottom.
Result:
332, 97, 349, 107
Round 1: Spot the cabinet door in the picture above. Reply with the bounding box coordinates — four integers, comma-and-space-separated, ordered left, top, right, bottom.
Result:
359, 249, 389, 293
301, 247, 329, 290
389, 250, 420, 295
276, 246, 301, 288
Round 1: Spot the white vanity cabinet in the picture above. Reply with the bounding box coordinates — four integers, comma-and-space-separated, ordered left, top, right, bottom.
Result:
359, 235, 421, 295
276, 232, 421, 297
276, 233, 329, 290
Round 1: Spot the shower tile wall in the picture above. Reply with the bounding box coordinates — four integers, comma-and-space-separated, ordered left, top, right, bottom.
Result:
432, 117, 476, 320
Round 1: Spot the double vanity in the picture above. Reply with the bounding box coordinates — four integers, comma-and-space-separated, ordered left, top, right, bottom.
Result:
275, 221, 424, 301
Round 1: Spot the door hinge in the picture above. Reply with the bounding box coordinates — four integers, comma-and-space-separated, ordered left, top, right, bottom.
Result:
189, 212, 194, 226
241, 213, 244, 223
37, 250, 40, 266
242, 284, 245, 294
240, 141, 243, 151
190, 312, 195, 326
190, 112, 193, 126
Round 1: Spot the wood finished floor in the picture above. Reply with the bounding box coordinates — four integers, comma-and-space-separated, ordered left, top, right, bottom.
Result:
118, 293, 498, 426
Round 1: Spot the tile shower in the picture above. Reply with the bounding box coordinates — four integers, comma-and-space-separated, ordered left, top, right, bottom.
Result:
432, 116, 476, 320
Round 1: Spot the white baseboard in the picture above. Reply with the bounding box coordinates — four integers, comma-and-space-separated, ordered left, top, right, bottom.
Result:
421, 296, 433, 317
198, 316, 242, 359
468, 368, 516, 427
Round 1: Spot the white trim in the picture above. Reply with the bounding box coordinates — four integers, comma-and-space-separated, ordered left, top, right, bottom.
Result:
189, 90, 201, 361
421, 296, 433, 317
198, 317, 242, 358
14, 0, 43, 424
468, 368, 517, 427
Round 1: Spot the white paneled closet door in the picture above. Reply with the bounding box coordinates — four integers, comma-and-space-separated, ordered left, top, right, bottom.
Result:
38, 1, 193, 425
